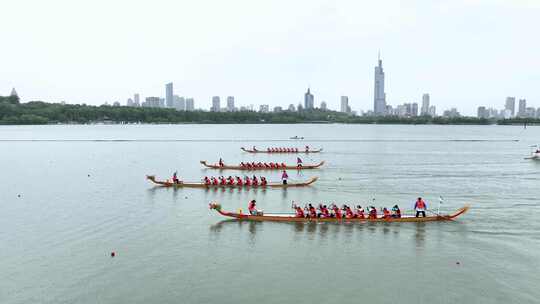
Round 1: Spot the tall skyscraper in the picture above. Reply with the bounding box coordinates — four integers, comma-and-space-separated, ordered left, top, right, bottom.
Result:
304, 88, 314, 109
134, 94, 140, 107
373, 54, 386, 115
186, 98, 195, 111
165, 82, 174, 108
421, 93, 430, 115
340, 96, 349, 113
211, 96, 220, 112
505, 97, 516, 117
226, 96, 235, 112
411, 103, 418, 117
518, 99, 527, 117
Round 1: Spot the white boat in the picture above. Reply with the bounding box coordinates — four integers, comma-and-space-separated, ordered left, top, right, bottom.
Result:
525, 145, 540, 160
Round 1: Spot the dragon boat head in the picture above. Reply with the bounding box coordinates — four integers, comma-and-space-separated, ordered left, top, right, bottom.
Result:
146, 175, 156, 182
209, 202, 222, 211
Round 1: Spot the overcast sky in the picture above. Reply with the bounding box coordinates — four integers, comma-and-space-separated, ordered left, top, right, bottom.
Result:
1, 0, 539, 115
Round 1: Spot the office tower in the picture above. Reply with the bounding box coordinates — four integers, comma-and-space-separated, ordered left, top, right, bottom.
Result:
477, 106, 487, 118
126, 98, 134, 106
505, 97, 515, 117
421, 93, 430, 115
340, 96, 349, 113
428, 106, 436, 117
259, 105, 269, 113
320, 101, 327, 111
143, 97, 161, 108
411, 103, 418, 117
304, 88, 314, 109
226, 96, 235, 112
373, 54, 386, 115
288, 104, 296, 111
211, 96, 220, 112
134, 94, 140, 107
185, 98, 195, 111
165, 83, 173, 108
273, 106, 283, 112
173, 95, 185, 111
518, 99, 526, 117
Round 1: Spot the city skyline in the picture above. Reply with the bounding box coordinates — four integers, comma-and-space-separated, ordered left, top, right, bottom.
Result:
2, 1, 540, 115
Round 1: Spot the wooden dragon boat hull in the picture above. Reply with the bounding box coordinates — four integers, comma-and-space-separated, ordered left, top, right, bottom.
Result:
146, 175, 318, 188
209, 204, 470, 223
241, 147, 323, 154
200, 160, 325, 170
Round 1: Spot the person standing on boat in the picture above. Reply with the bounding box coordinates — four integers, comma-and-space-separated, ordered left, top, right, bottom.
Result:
172, 171, 180, 184
305, 145, 310, 152
296, 157, 303, 168
219, 158, 224, 167
414, 197, 427, 217
281, 170, 289, 185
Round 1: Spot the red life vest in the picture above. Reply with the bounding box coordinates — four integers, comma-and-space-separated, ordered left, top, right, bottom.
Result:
416, 200, 426, 209
295, 208, 304, 217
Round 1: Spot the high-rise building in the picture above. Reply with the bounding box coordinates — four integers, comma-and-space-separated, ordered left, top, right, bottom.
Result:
134, 94, 140, 107
428, 106, 436, 117
518, 99, 527, 117
340, 96, 350, 113
126, 98, 134, 106
211, 96, 220, 112
477, 106, 488, 118
373, 54, 386, 115
186, 98, 195, 111
165, 83, 174, 108
259, 105, 270, 113
143, 97, 161, 108
304, 88, 314, 109
411, 103, 418, 117
226, 96, 235, 112
320, 101, 327, 111
173, 95, 185, 111
273, 106, 283, 112
421, 93, 430, 115
288, 104, 296, 112
505, 97, 516, 117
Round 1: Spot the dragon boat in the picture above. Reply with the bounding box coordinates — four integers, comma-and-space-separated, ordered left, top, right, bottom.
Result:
146, 175, 318, 188
209, 203, 470, 223
200, 160, 325, 170
241, 147, 323, 154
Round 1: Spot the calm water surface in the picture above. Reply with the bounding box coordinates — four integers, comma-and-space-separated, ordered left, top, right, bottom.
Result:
1, 124, 539, 304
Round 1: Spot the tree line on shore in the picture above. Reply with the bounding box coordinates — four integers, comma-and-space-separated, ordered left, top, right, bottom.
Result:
1, 96, 539, 125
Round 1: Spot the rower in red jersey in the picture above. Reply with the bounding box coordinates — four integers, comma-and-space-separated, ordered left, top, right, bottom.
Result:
252, 175, 259, 186
368, 206, 377, 219
382, 207, 391, 219
345, 205, 354, 218
236, 176, 243, 186
219, 176, 226, 186
227, 176, 234, 185
260, 176, 267, 186
332, 204, 342, 218
204, 176, 211, 185
355, 205, 365, 218
244, 176, 252, 186
294, 205, 304, 217
307, 204, 317, 218
211, 177, 218, 186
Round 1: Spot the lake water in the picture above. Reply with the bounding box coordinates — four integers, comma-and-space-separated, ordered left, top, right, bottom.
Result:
1, 124, 539, 304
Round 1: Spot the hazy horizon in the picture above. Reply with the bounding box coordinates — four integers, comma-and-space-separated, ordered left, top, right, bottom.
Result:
2, 0, 539, 115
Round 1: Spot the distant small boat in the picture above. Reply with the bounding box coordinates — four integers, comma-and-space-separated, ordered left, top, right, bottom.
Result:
209, 203, 470, 223
524, 145, 540, 160
241, 147, 323, 154
290, 136, 304, 140
146, 175, 318, 189
200, 160, 325, 170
